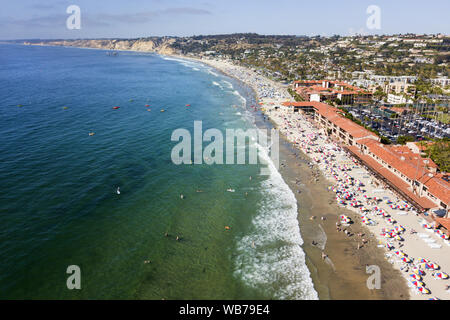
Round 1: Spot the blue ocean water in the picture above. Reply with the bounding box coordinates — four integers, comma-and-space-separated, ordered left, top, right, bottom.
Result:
0, 44, 317, 299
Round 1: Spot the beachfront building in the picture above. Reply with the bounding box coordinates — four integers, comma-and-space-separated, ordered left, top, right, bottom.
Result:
384, 81, 416, 95
282, 101, 450, 214
293, 80, 373, 105
348, 139, 449, 212
387, 93, 413, 105
282, 101, 379, 146
430, 77, 450, 87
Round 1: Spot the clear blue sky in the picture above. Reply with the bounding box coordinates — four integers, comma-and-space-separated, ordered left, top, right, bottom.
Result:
1, 0, 449, 40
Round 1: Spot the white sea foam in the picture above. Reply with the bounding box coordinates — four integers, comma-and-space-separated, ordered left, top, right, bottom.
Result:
160, 56, 203, 71
212, 81, 222, 88
232, 90, 247, 106
234, 142, 318, 300
207, 69, 219, 77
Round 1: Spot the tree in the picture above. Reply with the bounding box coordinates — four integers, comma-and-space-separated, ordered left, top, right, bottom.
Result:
423, 139, 450, 173
380, 136, 392, 145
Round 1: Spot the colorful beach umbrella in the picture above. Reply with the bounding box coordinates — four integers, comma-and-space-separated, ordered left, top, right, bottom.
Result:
417, 286, 430, 294
409, 273, 422, 281
413, 268, 425, 276
426, 263, 440, 270
434, 272, 449, 280
401, 257, 411, 263
411, 280, 424, 287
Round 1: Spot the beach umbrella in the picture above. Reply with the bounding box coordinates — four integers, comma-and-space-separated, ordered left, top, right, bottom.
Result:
413, 268, 425, 276
409, 273, 422, 281
401, 257, 411, 263
426, 263, 440, 270
417, 286, 430, 294
418, 262, 428, 270
411, 280, 424, 287
394, 251, 405, 257
434, 272, 449, 280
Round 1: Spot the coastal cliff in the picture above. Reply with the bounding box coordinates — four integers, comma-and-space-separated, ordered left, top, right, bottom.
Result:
23, 38, 178, 55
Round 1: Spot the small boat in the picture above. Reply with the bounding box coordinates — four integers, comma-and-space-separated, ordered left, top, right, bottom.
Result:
161, 109, 165, 112
116, 187, 120, 195
186, 104, 191, 107
227, 189, 235, 193
89, 132, 95, 136
113, 106, 120, 110
145, 104, 150, 107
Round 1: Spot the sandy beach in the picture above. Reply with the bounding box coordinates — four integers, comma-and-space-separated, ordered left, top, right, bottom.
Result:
189, 56, 450, 300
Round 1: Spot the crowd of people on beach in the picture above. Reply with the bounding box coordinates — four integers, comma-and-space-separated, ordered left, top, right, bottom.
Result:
204, 57, 450, 300
264, 106, 449, 300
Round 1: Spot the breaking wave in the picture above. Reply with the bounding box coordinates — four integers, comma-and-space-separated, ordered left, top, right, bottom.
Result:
233, 139, 318, 300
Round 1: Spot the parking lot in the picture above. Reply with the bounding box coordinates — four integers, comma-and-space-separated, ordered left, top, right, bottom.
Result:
346, 106, 450, 143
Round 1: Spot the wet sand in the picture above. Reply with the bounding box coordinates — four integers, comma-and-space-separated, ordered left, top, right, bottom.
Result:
276, 134, 410, 299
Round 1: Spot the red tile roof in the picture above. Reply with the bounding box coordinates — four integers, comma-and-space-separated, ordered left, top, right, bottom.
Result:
347, 146, 436, 209
436, 218, 450, 233
356, 140, 450, 205
390, 107, 407, 114
294, 80, 371, 95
